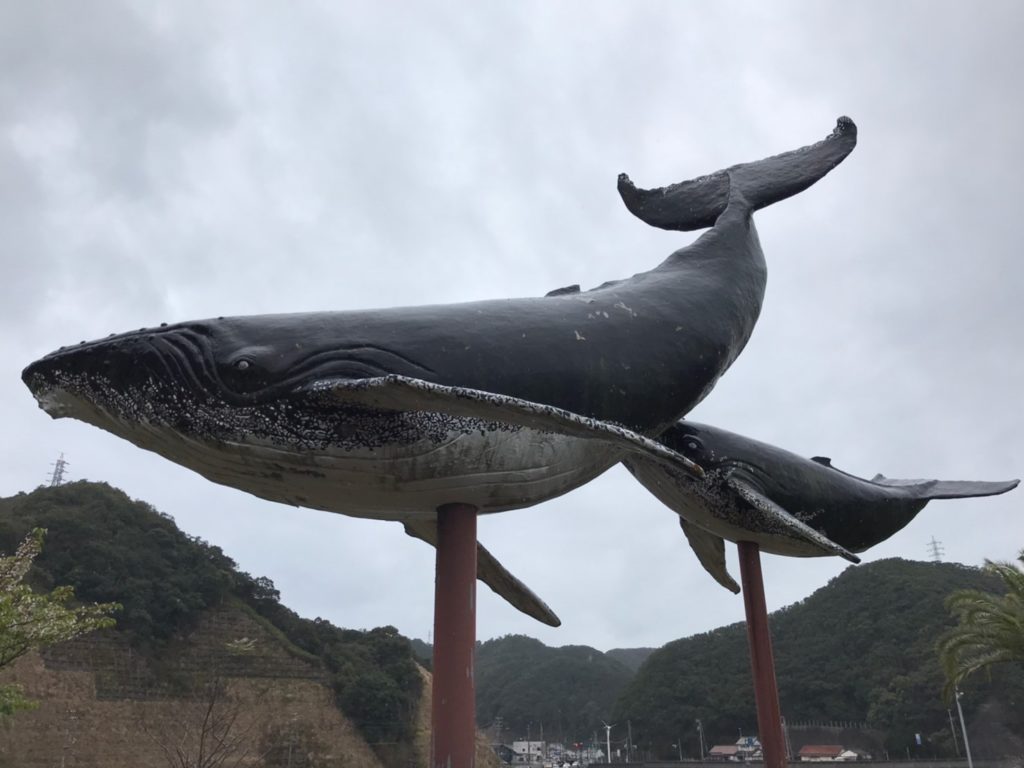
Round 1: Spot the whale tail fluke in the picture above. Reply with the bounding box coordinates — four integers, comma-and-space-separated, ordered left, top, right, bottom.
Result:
872, 475, 1020, 500
618, 116, 857, 232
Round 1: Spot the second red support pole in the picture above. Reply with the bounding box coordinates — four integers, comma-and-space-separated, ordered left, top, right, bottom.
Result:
738, 540, 787, 768
431, 503, 479, 768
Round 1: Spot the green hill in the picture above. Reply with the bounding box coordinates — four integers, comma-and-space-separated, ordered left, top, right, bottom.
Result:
474, 634, 633, 743
409, 637, 433, 667
0, 481, 422, 749
615, 558, 1024, 759
412, 634, 637, 742
606, 647, 654, 673
5, 482, 1021, 760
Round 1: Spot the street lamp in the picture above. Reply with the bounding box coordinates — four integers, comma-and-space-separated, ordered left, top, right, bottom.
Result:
946, 708, 961, 756
954, 688, 975, 768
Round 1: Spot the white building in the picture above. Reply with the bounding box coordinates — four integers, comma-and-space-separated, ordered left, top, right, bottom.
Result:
512, 741, 546, 764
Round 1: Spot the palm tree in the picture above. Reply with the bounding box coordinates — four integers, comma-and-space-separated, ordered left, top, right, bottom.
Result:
937, 549, 1024, 698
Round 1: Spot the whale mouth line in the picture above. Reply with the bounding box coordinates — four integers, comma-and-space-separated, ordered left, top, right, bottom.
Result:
24, 327, 440, 414
152, 333, 215, 397
286, 345, 436, 380
148, 332, 435, 407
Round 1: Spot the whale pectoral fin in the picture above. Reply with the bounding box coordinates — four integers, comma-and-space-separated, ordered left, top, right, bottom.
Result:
870, 476, 1019, 500
726, 477, 861, 564
474, 540, 561, 627
307, 374, 704, 480
403, 521, 561, 627
678, 517, 740, 594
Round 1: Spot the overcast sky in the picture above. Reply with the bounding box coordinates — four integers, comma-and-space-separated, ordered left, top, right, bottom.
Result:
2, 2, 1022, 652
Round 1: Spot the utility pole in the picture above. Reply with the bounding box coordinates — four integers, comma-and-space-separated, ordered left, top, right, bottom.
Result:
696, 719, 706, 761
602, 722, 614, 764
946, 709, 960, 756
927, 537, 945, 562
954, 688, 974, 768
627, 720, 634, 763
782, 716, 793, 761
48, 453, 69, 487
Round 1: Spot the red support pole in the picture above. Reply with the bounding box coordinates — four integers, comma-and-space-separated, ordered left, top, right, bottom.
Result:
737, 541, 787, 768
431, 503, 479, 768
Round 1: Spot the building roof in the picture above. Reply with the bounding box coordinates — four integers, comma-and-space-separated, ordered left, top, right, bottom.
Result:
798, 745, 845, 758
709, 745, 740, 756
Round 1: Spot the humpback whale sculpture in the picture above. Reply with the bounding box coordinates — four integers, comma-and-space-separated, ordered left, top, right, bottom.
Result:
22, 118, 857, 625
625, 420, 1020, 592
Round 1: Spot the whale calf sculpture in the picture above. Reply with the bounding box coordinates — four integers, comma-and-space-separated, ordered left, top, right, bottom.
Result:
23, 119, 857, 624
625, 420, 1019, 592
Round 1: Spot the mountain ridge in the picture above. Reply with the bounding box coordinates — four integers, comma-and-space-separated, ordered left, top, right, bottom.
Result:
3, 481, 1021, 761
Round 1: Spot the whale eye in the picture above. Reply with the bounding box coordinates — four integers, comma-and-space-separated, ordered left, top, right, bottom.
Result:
684, 437, 704, 453
235, 359, 252, 372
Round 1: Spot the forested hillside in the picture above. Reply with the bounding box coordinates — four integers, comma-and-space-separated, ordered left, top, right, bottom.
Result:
408, 561, 1024, 758
475, 634, 633, 744
605, 647, 654, 673
411, 634, 634, 743
615, 558, 1024, 759
4, 482, 1020, 761
0, 481, 423, 748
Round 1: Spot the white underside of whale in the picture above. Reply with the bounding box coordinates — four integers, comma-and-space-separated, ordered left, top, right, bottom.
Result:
159, 416, 622, 519
37, 374, 702, 519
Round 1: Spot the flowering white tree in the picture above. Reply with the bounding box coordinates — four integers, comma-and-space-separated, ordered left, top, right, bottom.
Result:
0, 528, 119, 714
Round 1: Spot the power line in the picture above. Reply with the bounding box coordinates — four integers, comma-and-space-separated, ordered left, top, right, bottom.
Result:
927, 536, 944, 562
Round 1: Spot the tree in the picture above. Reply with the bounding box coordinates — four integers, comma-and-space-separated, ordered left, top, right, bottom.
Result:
0, 528, 119, 714
938, 549, 1024, 697
144, 640, 270, 768
146, 677, 261, 768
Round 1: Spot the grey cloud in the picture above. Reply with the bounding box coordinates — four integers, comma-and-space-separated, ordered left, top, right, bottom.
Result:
2, 1, 1021, 651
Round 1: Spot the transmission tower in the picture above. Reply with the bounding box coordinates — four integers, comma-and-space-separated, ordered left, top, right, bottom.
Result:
48, 453, 69, 487
927, 536, 944, 562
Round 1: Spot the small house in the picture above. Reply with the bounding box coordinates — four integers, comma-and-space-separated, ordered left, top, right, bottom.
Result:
798, 745, 845, 761
708, 745, 741, 761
